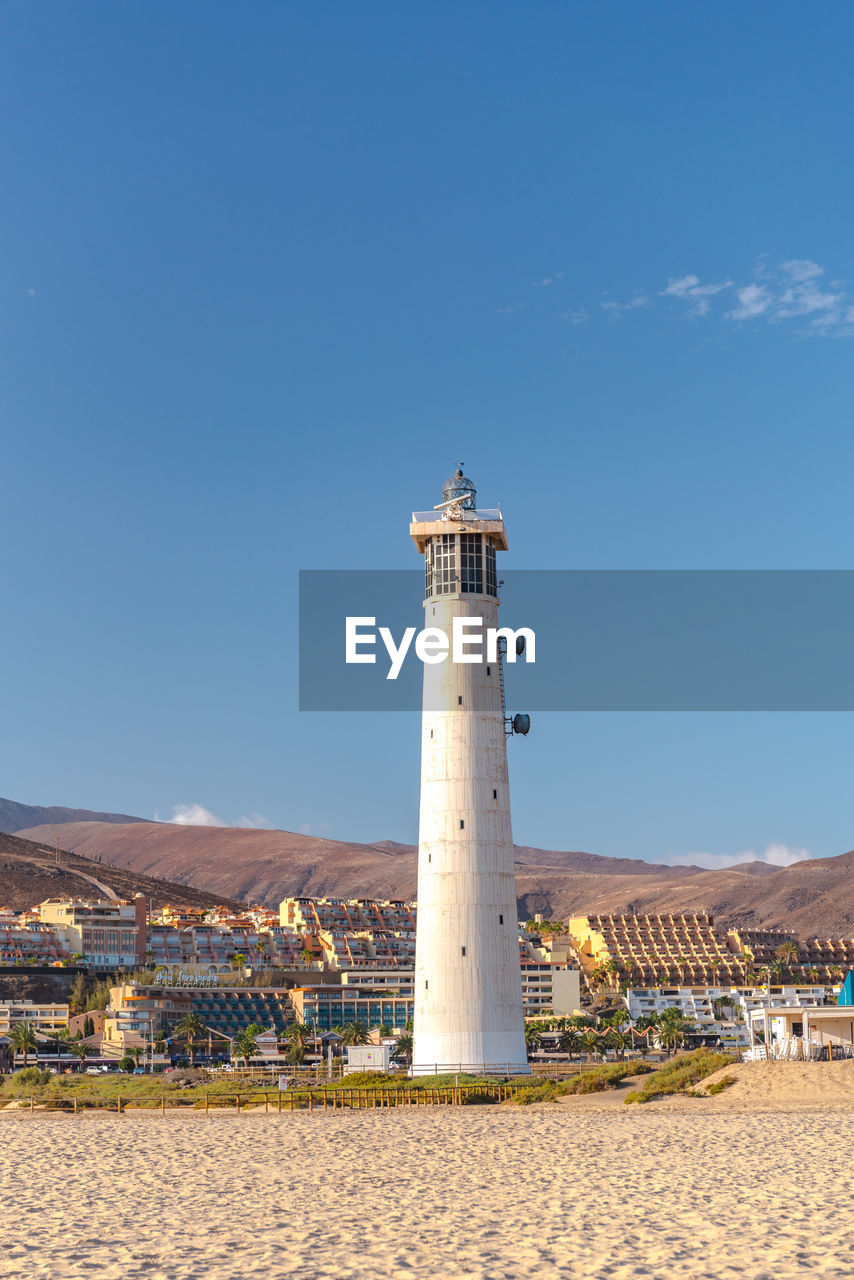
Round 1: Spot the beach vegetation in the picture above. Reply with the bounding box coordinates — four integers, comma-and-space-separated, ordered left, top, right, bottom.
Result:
512, 1061, 653, 1105
706, 1074, 736, 1095
625, 1050, 738, 1104
12, 1067, 52, 1087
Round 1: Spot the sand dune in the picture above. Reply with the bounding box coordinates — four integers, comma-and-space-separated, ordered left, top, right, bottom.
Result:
2, 1088, 854, 1280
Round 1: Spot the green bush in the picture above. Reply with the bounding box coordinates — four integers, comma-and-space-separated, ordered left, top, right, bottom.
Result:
625, 1051, 738, 1104
117, 1056, 135, 1072
706, 1074, 736, 1095
13, 1067, 52, 1087
513, 1061, 653, 1105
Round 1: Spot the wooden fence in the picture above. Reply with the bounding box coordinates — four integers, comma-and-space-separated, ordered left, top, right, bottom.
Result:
20, 1082, 523, 1114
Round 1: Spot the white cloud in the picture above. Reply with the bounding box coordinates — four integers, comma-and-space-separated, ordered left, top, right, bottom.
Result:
774, 280, 842, 319
234, 812, 273, 829
661, 274, 732, 300
156, 803, 273, 828
667, 842, 810, 870
162, 802, 227, 827
727, 283, 773, 320
532, 272, 565, 288
780, 259, 823, 282
602, 294, 648, 316
660, 274, 732, 317
560, 307, 588, 323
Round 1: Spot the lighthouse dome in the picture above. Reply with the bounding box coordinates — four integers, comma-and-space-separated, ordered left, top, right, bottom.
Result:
441, 466, 476, 510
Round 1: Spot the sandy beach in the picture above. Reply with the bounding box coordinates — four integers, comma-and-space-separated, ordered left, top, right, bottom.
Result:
2, 1064, 854, 1280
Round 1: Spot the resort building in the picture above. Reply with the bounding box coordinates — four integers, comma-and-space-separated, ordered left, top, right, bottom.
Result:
0, 911, 69, 964
39, 897, 146, 969
519, 935, 581, 1017
729, 927, 854, 983
0, 998, 69, 1035
624, 983, 828, 1049
279, 897, 417, 936
569, 912, 746, 989
290, 984, 413, 1033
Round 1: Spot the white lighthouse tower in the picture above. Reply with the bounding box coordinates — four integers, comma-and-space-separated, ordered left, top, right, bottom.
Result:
409, 467, 529, 1075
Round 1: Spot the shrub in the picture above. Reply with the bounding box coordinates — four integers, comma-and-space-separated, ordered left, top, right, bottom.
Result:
117, 1056, 136, 1073
512, 1062, 653, 1105
625, 1051, 738, 1104
13, 1067, 51, 1086
706, 1074, 736, 1095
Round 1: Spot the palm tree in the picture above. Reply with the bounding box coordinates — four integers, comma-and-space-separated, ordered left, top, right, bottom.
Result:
580, 1029, 602, 1061
284, 1021, 313, 1064
9, 1021, 38, 1067
607, 1027, 632, 1062
174, 1012, 207, 1067
230, 952, 246, 971
70, 1041, 90, 1068
524, 1024, 542, 1057
656, 1008, 694, 1057
341, 1021, 369, 1046
557, 1028, 582, 1061
392, 1033, 413, 1067
378, 1024, 392, 1038
607, 1006, 630, 1031
300, 947, 313, 967
777, 940, 800, 972
711, 997, 730, 1023
231, 1022, 263, 1067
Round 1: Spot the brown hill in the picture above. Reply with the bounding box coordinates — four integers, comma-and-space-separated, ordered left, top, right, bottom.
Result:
0, 796, 150, 834
13, 820, 854, 935
0, 830, 244, 913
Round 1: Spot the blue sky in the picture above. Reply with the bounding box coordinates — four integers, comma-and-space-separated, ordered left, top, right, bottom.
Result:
2, 2, 854, 868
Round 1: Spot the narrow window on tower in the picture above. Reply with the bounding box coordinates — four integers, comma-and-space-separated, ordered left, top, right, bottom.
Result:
425, 980, 429, 989
499, 914, 504, 925
461, 946, 467, 957
459, 820, 465, 829
430, 729, 433, 738
428, 853, 432, 863
458, 695, 463, 705
493, 789, 497, 799
486, 665, 491, 675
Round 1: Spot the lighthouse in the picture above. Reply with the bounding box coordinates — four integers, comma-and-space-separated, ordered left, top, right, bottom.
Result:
409, 467, 529, 1074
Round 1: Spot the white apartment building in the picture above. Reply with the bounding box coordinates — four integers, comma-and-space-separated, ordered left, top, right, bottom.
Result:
0, 999, 69, 1035
625, 984, 829, 1048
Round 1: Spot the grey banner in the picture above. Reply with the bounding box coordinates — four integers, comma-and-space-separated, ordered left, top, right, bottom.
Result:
299, 570, 854, 711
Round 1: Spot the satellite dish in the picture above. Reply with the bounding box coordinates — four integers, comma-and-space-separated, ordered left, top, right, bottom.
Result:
515, 635, 526, 656
512, 713, 531, 735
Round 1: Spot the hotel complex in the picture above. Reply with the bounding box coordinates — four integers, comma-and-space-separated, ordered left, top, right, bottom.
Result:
1, 891, 853, 1066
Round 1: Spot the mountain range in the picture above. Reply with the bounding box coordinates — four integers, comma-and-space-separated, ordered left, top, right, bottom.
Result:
3, 796, 853, 935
